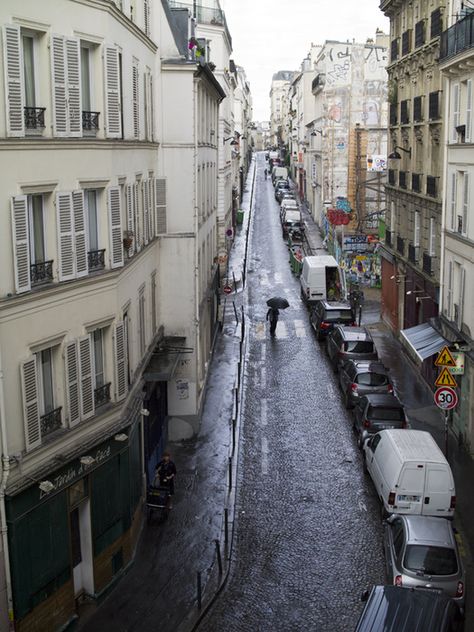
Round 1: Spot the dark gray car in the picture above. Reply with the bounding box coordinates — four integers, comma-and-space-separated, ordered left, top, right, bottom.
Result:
338, 360, 393, 408
352, 393, 407, 447
383, 514, 465, 611
326, 325, 378, 372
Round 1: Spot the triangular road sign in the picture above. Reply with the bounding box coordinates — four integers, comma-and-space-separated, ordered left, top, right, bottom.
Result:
435, 346, 456, 368
435, 367, 457, 388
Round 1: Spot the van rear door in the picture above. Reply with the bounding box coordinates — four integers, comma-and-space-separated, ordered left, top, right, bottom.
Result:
395, 465, 425, 514
423, 465, 455, 517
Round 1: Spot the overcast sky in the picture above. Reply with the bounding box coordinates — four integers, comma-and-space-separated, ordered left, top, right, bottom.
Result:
221, 0, 390, 121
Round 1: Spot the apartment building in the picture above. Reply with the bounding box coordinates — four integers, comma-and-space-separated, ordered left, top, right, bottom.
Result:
438, 0, 474, 450
269, 70, 294, 147
0, 0, 230, 629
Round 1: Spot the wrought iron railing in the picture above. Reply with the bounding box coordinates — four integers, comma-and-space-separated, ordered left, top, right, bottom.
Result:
24, 107, 46, 129
385, 229, 392, 247
82, 111, 100, 131
30, 260, 54, 285
88, 249, 105, 271
423, 252, 433, 275
397, 236, 405, 255
426, 176, 437, 197
440, 12, 474, 60
40, 407, 62, 437
94, 382, 111, 408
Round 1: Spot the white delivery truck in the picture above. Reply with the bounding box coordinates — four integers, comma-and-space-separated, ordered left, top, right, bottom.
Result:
272, 166, 288, 184
363, 429, 456, 518
299, 255, 346, 303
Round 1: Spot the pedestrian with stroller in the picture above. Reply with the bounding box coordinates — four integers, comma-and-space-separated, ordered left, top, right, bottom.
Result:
155, 452, 177, 506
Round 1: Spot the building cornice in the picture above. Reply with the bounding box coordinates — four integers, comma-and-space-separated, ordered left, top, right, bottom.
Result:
0, 138, 159, 150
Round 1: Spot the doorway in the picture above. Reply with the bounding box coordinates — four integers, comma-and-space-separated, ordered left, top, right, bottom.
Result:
69, 480, 94, 598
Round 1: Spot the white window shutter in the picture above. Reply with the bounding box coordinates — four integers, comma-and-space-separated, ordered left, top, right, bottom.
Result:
3, 25, 25, 137
452, 83, 460, 143
134, 182, 141, 250
143, 180, 149, 245
462, 173, 469, 235
65, 341, 81, 426
466, 80, 473, 143
114, 321, 127, 401
51, 35, 68, 137
66, 38, 82, 136
72, 190, 88, 277
104, 45, 121, 138
149, 176, 155, 237
20, 357, 41, 451
11, 196, 31, 293
450, 172, 457, 231
56, 192, 75, 280
126, 184, 135, 256
78, 336, 95, 420
108, 186, 124, 268
144, 0, 151, 36
459, 267, 465, 327
155, 178, 167, 235
447, 260, 453, 319
132, 63, 139, 139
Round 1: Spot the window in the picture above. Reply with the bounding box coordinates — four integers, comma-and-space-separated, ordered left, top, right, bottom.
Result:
452, 83, 460, 142
446, 261, 453, 319
38, 349, 54, 415
430, 8, 442, 39
450, 172, 457, 231
414, 20, 425, 47
139, 289, 146, 356
404, 545, 457, 576
92, 329, 105, 388
22, 35, 36, 108
81, 46, 91, 112
466, 79, 472, 143
462, 172, 469, 236
151, 272, 157, 334
85, 190, 99, 251
413, 96, 423, 122
414, 211, 420, 246
400, 100, 409, 124
390, 201, 396, 234
429, 91, 440, 120
28, 194, 45, 264
429, 217, 435, 256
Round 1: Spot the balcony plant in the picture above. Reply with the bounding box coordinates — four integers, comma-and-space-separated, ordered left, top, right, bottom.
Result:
123, 230, 134, 249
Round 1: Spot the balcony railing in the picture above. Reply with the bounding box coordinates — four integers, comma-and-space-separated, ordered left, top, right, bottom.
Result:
413, 96, 423, 122
426, 176, 437, 197
415, 20, 426, 47
399, 171, 407, 189
82, 111, 100, 131
388, 169, 396, 185
412, 173, 421, 192
40, 406, 62, 437
88, 249, 105, 271
400, 100, 409, 124
429, 91, 440, 120
408, 244, 419, 263
431, 8, 443, 39
94, 382, 111, 408
30, 260, 54, 285
423, 252, 433, 275
440, 12, 474, 61
397, 236, 405, 255
24, 107, 46, 129
385, 229, 393, 247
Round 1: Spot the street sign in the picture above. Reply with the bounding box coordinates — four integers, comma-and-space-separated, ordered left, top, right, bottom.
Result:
434, 386, 458, 410
434, 367, 457, 388
223, 285, 232, 295
449, 352, 465, 376
435, 346, 456, 367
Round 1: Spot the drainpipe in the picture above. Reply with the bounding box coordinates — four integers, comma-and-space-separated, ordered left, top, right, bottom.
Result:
193, 78, 202, 411
0, 350, 14, 630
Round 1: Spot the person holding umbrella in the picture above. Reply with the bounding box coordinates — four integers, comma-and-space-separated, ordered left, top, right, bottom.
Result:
266, 297, 289, 337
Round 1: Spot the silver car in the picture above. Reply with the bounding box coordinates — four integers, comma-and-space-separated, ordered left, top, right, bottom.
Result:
384, 514, 465, 611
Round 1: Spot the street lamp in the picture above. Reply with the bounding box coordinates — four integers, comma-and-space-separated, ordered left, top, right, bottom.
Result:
223, 137, 238, 145
388, 145, 412, 160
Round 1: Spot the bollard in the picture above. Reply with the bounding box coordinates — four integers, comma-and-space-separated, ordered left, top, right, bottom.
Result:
215, 539, 223, 574
224, 507, 229, 545
197, 571, 202, 610
228, 456, 232, 490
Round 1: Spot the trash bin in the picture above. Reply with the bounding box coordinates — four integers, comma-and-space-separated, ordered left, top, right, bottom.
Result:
236, 209, 244, 225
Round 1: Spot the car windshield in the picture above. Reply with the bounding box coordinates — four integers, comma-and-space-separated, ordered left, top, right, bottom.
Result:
404, 545, 458, 576
368, 405, 405, 420
357, 373, 388, 386
325, 311, 353, 322
344, 341, 374, 353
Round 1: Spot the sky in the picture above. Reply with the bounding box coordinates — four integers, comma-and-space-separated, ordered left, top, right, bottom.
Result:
221, 0, 390, 121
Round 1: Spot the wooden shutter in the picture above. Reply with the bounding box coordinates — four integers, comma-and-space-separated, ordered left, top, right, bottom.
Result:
65, 341, 81, 426
458, 267, 465, 327
78, 336, 95, 420
132, 63, 139, 139
51, 35, 68, 137
72, 190, 88, 277
149, 176, 155, 238
143, 180, 149, 245
450, 172, 457, 231
466, 80, 473, 143
462, 172, 469, 236
452, 83, 460, 143
3, 25, 25, 137
126, 184, 135, 256
134, 182, 141, 251
108, 186, 124, 268
56, 192, 75, 280
66, 38, 82, 136
144, 0, 151, 36
114, 321, 127, 401
104, 45, 121, 138
155, 178, 167, 234
11, 196, 31, 293
20, 357, 41, 451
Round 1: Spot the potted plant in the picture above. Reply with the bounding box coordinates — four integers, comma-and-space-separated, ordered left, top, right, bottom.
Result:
123, 231, 134, 249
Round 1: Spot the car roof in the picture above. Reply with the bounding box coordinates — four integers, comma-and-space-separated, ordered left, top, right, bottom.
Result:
345, 360, 388, 373
361, 393, 401, 406
335, 326, 373, 340
400, 515, 456, 548
319, 300, 351, 310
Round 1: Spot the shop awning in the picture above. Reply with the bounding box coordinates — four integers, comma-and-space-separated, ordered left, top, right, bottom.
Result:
400, 322, 447, 363
143, 337, 191, 381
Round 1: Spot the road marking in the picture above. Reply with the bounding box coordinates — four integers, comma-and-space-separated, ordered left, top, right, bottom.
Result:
261, 343, 266, 363
261, 399, 267, 426
274, 272, 283, 284
358, 499, 367, 512
276, 321, 287, 339
261, 436, 269, 474
294, 319, 307, 338
255, 322, 265, 340
261, 366, 267, 388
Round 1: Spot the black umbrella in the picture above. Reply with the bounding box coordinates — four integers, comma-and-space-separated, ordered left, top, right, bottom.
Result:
266, 297, 290, 309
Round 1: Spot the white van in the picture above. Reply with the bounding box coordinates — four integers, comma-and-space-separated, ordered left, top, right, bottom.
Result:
299, 255, 346, 303
272, 166, 288, 184
363, 429, 456, 518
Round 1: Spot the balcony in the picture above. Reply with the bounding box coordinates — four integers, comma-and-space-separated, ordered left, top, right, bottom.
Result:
388, 169, 396, 185
24, 107, 46, 130
82, 111, 100, 133
402, 30, 412, 56
431, 8, 443, 39
415, 20, 426, 47
426, 176, 437, 197
399, 171, 407, 189
408, 244, 419, 263
30, 260, 54, 286
440, 11, 474, 60
412, 173, 421, 192
397, 236, 405, 255
40, 407, 62, 438
385, 229, 393, 247
423, 252, 433, 275
94, 382, 111, 408
400, 100, 410, 124
413, 96, 423, 122
168, 1, 232, 47
88, 249, 105, 271
389, 103, 398, 126
428, 92, 440, 120
391, 38, 399, 62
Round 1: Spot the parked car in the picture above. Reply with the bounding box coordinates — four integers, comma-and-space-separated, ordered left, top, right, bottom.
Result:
309, 300, 354, 341
339, 360, 393, 408
383, 514, 465, 610
281, 210, 304, 238
275, 184, 291, 202
354, 585, 464, 632
326, 326, 378, 372
274, 180, 289, 200
352, 393, 407, 447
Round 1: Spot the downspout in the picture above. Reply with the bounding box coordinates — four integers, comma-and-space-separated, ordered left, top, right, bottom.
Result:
193, 76, 202, 410
0, 349, 14, 630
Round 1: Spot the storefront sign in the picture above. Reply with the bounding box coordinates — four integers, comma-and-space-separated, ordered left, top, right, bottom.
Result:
449, 352, 465, 375
367, 155, 387, 172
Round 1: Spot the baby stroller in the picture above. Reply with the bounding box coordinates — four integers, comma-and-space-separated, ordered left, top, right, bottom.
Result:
146, 482, 171, 524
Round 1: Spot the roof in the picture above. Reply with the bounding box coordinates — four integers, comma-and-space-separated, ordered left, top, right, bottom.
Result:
400, 322, 447, 363
361, 393, 402, 406
336, 326, 372, 340
320, 300, 351, 310
403, 515, 455, 548
379, 430, 448, 464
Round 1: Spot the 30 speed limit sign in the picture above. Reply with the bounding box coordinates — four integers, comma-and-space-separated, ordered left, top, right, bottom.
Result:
434, 386, 458, 410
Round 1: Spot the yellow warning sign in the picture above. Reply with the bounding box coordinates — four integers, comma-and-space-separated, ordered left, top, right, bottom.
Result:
435, 367, 457, 388
435, 346, 456, 368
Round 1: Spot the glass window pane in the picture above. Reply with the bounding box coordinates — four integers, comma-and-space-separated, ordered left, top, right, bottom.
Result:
22, 36, 36, 107
81, 47, 91, 111
93, 329, 104, 386
86, 191, 98, 250
41, 349, 54, 413
404, 545, 458, 575
30, 195, 45, 263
